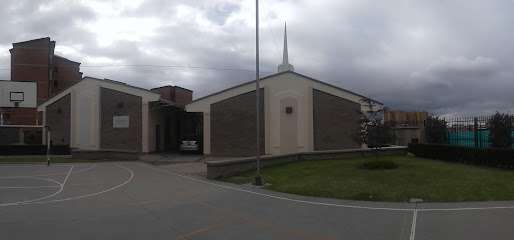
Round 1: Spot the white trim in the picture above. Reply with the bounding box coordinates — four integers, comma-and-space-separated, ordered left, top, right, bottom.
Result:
37, 77, 160, 111
185, 72, 382, 113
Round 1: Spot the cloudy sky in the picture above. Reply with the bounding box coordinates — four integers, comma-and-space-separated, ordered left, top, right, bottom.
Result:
1, 0, 513, 117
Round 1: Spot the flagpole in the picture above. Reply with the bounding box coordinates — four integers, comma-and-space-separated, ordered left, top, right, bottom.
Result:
253, 0, 263, 186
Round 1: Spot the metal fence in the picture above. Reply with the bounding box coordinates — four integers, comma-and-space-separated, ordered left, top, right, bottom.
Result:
446, 116, 514, 149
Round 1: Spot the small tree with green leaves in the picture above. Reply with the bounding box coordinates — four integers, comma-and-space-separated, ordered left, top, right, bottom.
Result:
355, 98, 394, 162
424, 116, 447, 144
488, 112, 513, 149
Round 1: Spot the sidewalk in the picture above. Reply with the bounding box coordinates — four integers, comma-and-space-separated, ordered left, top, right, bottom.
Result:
139, 153, 207, 176
139, 154, 242, 176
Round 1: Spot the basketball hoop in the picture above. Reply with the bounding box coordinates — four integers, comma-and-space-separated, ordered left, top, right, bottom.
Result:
9, 92, 24, 108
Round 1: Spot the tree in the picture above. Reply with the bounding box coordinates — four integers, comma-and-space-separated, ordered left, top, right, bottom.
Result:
424, 116, 447, 144
488, 112, 513, 149
355, 98, 393, 158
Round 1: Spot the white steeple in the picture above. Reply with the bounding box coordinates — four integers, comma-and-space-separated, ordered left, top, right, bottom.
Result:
278, 23, 294, 73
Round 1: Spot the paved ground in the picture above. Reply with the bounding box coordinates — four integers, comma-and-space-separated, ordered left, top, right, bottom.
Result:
138, 153, 240, 176
2, 161, 514, 240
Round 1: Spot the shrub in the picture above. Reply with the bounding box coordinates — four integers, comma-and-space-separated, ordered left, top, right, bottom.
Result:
355, 98, 393, 156
488, 112, 513, 149
408, 143, 514, 169
424, 116, 447, 144
359, 160, 398, 170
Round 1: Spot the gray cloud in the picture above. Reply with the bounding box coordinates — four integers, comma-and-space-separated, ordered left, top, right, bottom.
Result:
1, 0, 513, 117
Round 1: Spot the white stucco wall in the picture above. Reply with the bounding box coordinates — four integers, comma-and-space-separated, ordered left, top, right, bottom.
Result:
185, 72, 383, 155
38, 77, 161, 152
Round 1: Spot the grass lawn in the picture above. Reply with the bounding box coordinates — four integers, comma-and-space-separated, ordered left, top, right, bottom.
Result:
223, 156, 514, 202
0, 157, 123, 163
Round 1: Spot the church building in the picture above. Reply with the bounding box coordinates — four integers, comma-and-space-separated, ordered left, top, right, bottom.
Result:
185, 25, 382, 156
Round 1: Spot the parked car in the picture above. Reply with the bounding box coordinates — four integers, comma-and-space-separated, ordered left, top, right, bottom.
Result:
180, 134, 200, 153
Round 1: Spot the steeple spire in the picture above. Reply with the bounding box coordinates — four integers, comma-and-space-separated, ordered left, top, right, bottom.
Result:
283, 23, 289, 63
278, 22, 294, 73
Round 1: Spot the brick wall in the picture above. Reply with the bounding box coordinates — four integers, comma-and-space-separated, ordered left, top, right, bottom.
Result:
151, 87, 172, 101
10, 38, 53, 103
45, 93, 71, 145
9, 108, 38, 125
173, 87, 193, 105
51, 56, 82, 95
313, 89, 361, 150
210, 89, 264, 156
151, 86, 192, 105
100, 87, 142, 152
10, 38, 82, 106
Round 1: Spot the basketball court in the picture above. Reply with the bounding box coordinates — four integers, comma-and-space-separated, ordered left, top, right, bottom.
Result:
2, 161, 514, 240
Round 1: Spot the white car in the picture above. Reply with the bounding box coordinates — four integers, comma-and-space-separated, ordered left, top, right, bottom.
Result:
180, 134, 199, 152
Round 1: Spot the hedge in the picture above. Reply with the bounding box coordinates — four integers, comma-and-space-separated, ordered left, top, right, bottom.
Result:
0, 145, 70, 156
408, 143, 514, 169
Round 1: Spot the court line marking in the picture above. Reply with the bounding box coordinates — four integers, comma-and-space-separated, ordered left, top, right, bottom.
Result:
0, 176, 62, 190
0, 167, 73, 206
419, 206, 514, 211
409, 209, 417, 240
62, 165, 74, 185
0, 165, 42, 167
12, 165, 73, 205
0, 186, 61, 189
0, 164, 133, 207
0, 164, 96, 178
0, 164, 76, 167
134, 163, 514, 212
2, 176, 63, 186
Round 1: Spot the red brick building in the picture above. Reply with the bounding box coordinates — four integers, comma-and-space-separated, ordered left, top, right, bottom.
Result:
150, 86, 193, 105
8, 37, 83, 126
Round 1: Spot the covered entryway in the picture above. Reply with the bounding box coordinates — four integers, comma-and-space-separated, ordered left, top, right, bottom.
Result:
149, 100, 203, 154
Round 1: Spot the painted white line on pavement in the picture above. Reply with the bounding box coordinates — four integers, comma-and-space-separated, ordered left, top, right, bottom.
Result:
134, 163, 413, 211
62, 165, 74, 186
420, 206, 514, 211
3, 165, 74, 206
0, 176, 62, 190
1, 164, 133, 207
0, 186, 61, 189
135, 163, 514, 213
1, 178, 63, 206
410, 209, 417, 240
0, 164, 96, 178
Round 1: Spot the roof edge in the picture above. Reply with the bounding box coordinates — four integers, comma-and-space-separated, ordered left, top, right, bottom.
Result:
186, 71, 383, 105
37, 76, 160, 106
12, 37, 51, 46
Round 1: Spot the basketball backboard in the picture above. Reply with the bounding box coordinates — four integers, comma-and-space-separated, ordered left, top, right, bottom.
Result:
0, 80, 37, 108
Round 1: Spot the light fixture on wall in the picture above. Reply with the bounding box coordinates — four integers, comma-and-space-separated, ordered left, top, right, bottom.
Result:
286, 106, 293, 114
117, 102, 124, 108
